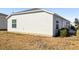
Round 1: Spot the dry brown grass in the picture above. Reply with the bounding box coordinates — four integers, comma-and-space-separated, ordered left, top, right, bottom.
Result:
0, 31, 79, 50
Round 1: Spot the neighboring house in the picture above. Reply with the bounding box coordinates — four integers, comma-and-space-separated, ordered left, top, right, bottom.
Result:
0, 13, 7, 30
7, 8, 70, 36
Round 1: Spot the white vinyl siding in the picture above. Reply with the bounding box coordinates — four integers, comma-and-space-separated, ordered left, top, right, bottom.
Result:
8, 12, 53, 36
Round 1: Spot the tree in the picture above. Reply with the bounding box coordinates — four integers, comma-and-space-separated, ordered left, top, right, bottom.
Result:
74, 18, 79, 29
74, 18, 79, 26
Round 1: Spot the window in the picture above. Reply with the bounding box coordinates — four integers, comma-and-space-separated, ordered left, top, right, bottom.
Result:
56, 21, 59, 23
12, 19, 16, 28
56, 24, 59, 29
56, 21, 59, 29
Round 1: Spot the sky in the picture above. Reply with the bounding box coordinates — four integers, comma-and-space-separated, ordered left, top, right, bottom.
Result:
46, 8, 79, 22
0, 8, 79, 22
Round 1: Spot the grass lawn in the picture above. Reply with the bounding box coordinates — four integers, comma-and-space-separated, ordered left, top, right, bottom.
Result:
0, 31, 79, 50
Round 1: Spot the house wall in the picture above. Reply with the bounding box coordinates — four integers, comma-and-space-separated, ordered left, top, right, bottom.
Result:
0, 15, 7, 29
53, 14, 70, 36
8, 12, 53, 36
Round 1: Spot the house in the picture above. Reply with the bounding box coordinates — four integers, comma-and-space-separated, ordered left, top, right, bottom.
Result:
0, 13, 8, 30
7, 8, 70, 36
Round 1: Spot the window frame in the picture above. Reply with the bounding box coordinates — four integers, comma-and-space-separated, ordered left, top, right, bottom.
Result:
56, 21, 59, 29
12, 19, 17, 28
56, 24, 59, 29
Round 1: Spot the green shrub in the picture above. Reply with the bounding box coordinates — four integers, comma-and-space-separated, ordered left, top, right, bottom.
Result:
59, 28, 69, 37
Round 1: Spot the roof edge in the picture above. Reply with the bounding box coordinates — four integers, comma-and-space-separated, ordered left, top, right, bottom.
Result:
7, 8, 70, 22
